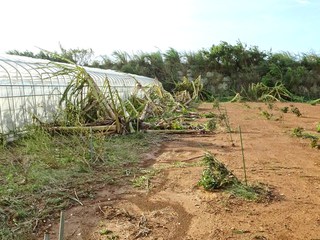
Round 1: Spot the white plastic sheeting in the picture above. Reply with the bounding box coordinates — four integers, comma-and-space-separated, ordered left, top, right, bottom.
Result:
0, 54, 158, 136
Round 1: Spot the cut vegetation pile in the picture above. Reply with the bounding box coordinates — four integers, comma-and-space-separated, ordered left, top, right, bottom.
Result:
198, 153, 272, 201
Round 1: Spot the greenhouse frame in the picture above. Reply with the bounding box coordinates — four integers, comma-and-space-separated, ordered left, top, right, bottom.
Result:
0, 54, 158, 137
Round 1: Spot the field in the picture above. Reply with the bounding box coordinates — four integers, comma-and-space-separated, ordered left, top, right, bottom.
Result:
29, 101, 320, 240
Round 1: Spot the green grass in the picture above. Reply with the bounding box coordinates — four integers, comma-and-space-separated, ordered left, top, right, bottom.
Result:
0, 128, 162, 239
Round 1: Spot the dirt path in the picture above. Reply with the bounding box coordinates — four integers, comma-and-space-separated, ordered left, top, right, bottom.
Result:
44, 102, 320, 240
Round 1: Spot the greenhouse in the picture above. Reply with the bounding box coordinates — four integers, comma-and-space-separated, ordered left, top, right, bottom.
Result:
0, 54, 158, 137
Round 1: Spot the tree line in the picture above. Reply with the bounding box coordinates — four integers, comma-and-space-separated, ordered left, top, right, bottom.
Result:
7, 41, 320, 99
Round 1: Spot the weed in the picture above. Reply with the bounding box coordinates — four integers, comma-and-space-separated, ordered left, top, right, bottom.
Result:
206, 118, 217, 131
170, 120, 184, 130
280, 106, 289, 113
317, 122, 320, 133
132, 168, 160, 189
291, 106, 302, 117
132, 175, 149, 188
310, 139, 319, 149
261, 110, 273, 120
212, 99, 220, 109
292, 127, 303, 137
216, 106, 234, 145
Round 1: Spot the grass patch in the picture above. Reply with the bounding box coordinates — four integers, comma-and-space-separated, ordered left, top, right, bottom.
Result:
0, 128, 162, 239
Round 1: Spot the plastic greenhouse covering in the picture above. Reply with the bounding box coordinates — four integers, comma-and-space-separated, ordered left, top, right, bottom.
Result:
0, 54, 158, 137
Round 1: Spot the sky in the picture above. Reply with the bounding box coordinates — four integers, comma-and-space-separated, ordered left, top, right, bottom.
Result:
1, 0, 319, 58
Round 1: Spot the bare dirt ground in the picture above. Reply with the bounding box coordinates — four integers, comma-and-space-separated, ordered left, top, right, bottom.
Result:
42, 102, 320, 240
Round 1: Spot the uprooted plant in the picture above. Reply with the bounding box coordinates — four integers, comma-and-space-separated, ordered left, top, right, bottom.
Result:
198, 153, 271, 201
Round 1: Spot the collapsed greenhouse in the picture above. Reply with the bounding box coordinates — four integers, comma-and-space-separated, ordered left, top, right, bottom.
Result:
0, 54, 158, 139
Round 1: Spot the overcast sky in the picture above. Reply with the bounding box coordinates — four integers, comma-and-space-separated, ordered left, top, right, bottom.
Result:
1, 0, 319, 57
